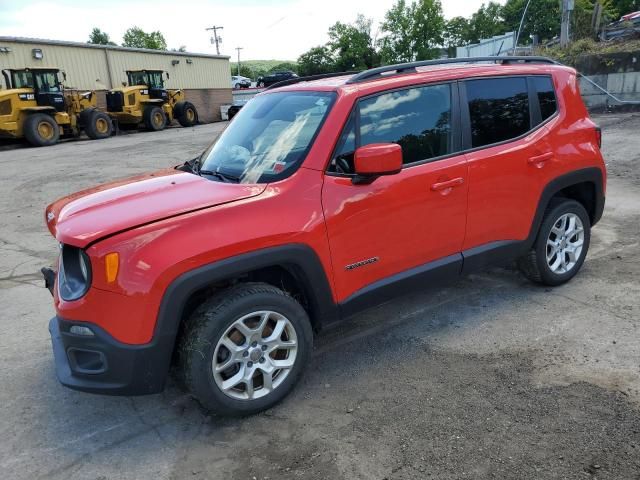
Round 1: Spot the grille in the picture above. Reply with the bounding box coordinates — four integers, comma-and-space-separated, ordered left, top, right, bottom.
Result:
106, 91, 124, 112
0, 99, 10, 115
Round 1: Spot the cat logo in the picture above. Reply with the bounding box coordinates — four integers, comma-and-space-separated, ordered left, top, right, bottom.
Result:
141, 89, 149, 95
18, 93, 35, 101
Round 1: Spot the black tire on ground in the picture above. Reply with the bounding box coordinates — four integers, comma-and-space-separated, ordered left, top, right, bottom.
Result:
177, 282, 313, 416
78, 107, 96, 128
174, 101, 198, 127
84, 110, 113, 140
227, 105, 242, 120
23, 113, 60, 147
257, 81, 265, 88
143, 106, 167, 131
518, 198, 591, 286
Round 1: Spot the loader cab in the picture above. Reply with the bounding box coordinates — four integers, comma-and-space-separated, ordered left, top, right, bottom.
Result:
6, 68, 66, 112
126, 70, 168, 101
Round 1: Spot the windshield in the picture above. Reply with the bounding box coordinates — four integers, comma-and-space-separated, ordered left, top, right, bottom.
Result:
200, 91, 336, 184
127, 71, 163, 88
11, 71, 34, 89
35, 72, 61, 93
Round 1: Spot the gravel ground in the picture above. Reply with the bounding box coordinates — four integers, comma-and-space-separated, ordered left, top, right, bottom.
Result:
0, 116, 639, 480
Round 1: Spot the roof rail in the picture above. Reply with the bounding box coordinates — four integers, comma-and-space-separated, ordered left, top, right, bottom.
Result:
265, 71, 359, 90
346, 56, 560, 84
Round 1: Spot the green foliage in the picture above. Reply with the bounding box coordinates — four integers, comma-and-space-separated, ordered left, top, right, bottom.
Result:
379, 0, 445, 63
297, 46, 335, 76
502, 0, 560, 44
444, 17, 472, 48
539, 37, 640, 64
88, 28, 116, 46
122, 27, 167, 50
465, 1, 505, 43
328, 14, 380, 70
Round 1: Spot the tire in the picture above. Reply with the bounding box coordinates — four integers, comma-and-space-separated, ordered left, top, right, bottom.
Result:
518, 198, 591, 286
84, 110, 113, 140
23, 113, 60, 147
177, 282, 313, 416
227, 105, 241, 120
174, 101, 198, 127
143, 106, 166, 131
257, 81, 265, 88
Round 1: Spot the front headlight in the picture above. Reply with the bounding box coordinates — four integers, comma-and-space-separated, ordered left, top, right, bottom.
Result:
58, 244, 92, 301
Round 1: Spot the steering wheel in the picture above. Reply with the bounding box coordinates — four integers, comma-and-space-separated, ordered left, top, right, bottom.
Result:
335, 157, 352, 174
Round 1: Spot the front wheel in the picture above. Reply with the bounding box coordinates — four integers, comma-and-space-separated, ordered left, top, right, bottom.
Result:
85, 110, 113, 139
257, 81, 265, 88
518, 199, 591, 286
178, 283, 313, 416
23, 113, 60, 147
143, 106, 166, 131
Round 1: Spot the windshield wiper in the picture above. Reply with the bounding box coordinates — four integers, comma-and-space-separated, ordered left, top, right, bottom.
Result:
199, 169, 241, 183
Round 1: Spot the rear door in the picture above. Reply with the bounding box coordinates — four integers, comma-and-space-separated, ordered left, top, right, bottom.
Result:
461, 75, 557, 253
322, 82, 468, 303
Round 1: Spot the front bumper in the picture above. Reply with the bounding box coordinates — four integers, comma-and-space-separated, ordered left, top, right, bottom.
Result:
48, 316, 171, 396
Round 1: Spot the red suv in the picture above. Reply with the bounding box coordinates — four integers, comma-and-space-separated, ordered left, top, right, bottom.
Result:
43, 57, 605, 415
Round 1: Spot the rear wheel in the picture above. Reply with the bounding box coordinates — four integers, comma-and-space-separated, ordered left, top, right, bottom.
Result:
143, 106, 166, 131
174, 101, 198, 127
178, 283, 313, 416
518, 199, 591, 286
84, 110, 113, 139
23, 113, 60, 147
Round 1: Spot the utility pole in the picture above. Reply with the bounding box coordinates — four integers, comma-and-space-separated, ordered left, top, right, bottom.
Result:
560, 0, 574, 47
235, 47, 243, 76
206, 26, 224, 55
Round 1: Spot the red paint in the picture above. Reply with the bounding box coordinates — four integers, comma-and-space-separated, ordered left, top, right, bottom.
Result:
354, 143, 403, 175
46, 64, 606, 345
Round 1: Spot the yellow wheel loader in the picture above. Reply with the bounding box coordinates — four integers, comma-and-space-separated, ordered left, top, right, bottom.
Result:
0, 68, 112, 147
106, 70, 198, 131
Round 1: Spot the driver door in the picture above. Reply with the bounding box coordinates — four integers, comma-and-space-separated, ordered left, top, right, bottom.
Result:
322, 82, 468, 305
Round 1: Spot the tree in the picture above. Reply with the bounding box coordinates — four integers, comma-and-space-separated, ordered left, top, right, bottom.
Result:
269, 62, 299, 73
466, 2, 505, 43
88, 28, 116, 46
379, 0, 445, 64
502, 0, 560, 44
297, 46, 335, 76
328, 14, 379, 71
122, 27, 167, 50
444, 16, 472, 48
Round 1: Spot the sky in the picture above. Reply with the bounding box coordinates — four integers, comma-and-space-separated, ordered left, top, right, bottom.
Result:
0, 0, 505, 61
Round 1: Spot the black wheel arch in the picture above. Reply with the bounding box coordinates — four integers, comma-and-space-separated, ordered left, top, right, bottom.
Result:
149, 244, 338, 385
525, 167, 605, 250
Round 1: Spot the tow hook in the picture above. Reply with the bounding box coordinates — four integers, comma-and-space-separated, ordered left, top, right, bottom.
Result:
41, 267, 56, 296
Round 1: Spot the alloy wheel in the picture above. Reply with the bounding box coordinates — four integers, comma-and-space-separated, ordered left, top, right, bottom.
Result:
546, 212, 584, 274
212, 310, 298, 400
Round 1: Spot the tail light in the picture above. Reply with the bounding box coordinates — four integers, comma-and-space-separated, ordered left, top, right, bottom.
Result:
595, 127, 602, 149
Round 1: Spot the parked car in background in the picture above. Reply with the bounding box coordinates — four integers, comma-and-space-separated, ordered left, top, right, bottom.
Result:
256, 70, 298, 88
231, 75, 251, 89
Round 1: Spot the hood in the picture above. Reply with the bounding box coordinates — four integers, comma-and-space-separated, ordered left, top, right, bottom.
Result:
46, 168, 265, 247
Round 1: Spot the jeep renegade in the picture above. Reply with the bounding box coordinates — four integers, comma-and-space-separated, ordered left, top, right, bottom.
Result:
43, 57, 606, 416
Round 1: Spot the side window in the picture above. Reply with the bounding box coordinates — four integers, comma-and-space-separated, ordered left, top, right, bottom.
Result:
531, 75, 557, 122
329, 115, 356, 173
466, 77, 530, 148
359, 84, 453, 165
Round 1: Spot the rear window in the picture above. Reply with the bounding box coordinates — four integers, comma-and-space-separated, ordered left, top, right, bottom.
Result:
531, 75, 558, 122
466, 77, 530, 148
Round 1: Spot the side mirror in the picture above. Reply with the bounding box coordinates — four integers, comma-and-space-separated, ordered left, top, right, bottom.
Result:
353, 143, 402, 184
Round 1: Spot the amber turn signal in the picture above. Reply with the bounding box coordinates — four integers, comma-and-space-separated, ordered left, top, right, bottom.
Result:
105, 252, 119, 283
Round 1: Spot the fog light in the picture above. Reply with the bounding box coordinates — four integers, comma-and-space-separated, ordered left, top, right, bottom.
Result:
70, 325, 94, 336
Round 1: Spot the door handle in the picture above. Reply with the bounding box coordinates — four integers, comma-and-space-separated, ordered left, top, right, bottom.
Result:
528, 152, 553, 165
431, 177, 464, 191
